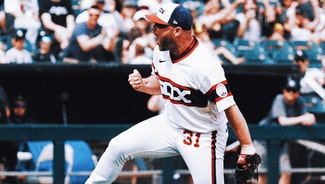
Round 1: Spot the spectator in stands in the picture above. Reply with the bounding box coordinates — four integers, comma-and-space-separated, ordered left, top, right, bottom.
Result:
5, 0, 41, 44
302, 0, 322, 31
193, 22, 245, 65
309, 0, 325, 44
277, 0, 294, 23
75, 0, 120, 42
293, 50, 325, 100
121, 26, 142, 64
119, 0, 138, 33
284, 1, 311, 41
276, 0, 312, 40
132, 8, 155, 47
283, 0, 325, 43
39, 0, 75, 50
101, 0, 129, 37
264, 0, 289, 39
9, 95, 38, 183
267, 22, 286, 41
0, 0, 6, 35
196, 0, 243, 43
236, 0, 276, 42
182, 0, 203, 19
79, 0, 93, 11
128, 41, 152, 65
193, 22, 215, 51
4, 28, 33, 64
33, 35, 57, 63
236, 0, 260, 41
10, 95, 36, 124
121, 9, 155, 64
60, 5, 117, 63
87, 0, 122, 62
314, 0, 325, 42
255, 76, 316, 184
259, 0, 279, 38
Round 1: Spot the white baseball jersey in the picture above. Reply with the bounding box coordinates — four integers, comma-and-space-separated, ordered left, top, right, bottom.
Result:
86, 37, 236, 184
5, 47, 33, 64
152, 37, 235, 133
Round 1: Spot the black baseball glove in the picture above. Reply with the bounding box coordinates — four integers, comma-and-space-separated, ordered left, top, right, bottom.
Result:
234, 153, 262, 184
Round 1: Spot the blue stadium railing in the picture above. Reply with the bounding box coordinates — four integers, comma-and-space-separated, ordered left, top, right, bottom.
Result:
1, 124, 325, 184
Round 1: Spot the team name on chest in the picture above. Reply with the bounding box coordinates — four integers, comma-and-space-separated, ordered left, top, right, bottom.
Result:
160, 80, 191, 103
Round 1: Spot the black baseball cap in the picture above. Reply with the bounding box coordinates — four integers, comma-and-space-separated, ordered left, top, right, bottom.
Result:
294, 50, 308, 62
284, 76, 301, 92
14, 28, 27, 40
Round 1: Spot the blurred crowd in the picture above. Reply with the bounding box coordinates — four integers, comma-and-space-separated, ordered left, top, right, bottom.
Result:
1, 0, 325, 183
0, 0, 323, 67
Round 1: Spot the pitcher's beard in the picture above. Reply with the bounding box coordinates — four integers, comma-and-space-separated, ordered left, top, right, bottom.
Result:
159, 37, 177, 53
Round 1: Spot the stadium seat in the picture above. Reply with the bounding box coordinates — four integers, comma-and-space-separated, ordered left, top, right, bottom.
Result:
320, 41, 325, 52
300, 93, 325, 122
320, 41, 325, 56
0, 35, 11, 51
290, 41, 322, 68
233, 39, 269, 64
301, 93, 325, 114
25, 140, 96, 184
72, 0, 82, 16
260, 40, 295, 65
211, 39, 237, 54
211, 38, 238, 63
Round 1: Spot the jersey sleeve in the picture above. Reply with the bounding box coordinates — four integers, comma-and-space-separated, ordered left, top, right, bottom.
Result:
202, 69, 235, 112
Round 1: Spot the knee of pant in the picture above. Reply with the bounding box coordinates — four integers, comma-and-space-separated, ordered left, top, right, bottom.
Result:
106, 137, 130, 164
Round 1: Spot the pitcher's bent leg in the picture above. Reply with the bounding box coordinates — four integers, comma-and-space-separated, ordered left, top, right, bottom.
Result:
85, 135, 130, 184
85, 114, 176, 184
